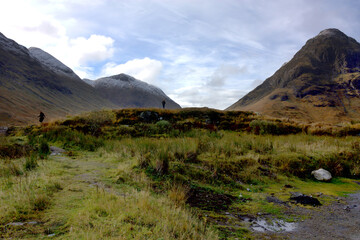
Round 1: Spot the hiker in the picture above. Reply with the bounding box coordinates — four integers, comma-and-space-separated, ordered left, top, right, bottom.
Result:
38, 112, 45, 123
162, 100, 166, 109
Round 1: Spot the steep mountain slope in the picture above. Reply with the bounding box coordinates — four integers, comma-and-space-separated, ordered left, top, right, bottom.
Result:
0, 33, 116, 125
90, 74, 181, 109
29, 47, 79, 79
227, 29, 360, 123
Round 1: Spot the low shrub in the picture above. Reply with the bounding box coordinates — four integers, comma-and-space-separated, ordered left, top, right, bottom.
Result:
155, 120, 172, 133
168, 184, 190, 205
31, 194, 51, 211
0, 162, 23, 177
38, 139, 50, 158
155, 149, 171, 175
24, 154, 38, 171
249, 120, 301, 135
31, 126, 104, 151
138, 152, 151, 169
0, 143, 32, 159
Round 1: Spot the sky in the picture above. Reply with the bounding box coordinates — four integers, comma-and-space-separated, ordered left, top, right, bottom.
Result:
1, 0, 360, 109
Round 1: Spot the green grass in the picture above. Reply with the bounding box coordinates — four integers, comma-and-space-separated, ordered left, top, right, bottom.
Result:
2, 110, 360, 239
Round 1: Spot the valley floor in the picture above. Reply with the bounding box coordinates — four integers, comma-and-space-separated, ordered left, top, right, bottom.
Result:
1, 141, 360, 239
2, 115, 360, 239
1, 150, 218, 239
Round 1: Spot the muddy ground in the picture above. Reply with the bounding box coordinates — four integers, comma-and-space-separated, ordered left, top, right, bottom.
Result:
254, 192, 360, 240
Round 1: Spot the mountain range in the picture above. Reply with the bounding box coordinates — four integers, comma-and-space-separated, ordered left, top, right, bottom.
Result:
2, 28, 360, 125
0, 33, 180, 125
228, 29, 360, 123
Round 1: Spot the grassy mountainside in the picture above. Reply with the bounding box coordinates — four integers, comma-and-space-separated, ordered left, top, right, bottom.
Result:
228, 29, 360, 123
1, 108, 360, 239
0, 33, 116, 126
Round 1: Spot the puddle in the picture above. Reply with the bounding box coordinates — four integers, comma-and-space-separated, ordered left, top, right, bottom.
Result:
239, 216, 296, 233
251, 218, 296, 232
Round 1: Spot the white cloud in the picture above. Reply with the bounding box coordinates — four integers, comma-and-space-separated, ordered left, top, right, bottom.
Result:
43, 34, 115, 79
0, 1, 115, 79
56, 34, 114, 66
171, 85, 247, 110
102, 58, 163, 83
1, 0, 360, 108
207, 64, 247, 87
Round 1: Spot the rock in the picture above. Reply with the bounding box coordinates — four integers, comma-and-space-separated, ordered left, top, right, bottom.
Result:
266, 196, 288, 205
27, 221, 39, 225
311, 168, 332, 181
7, 222, 25, 226
290, 192, 322, 206
139, 111, 159, 123
0, 126, 8, 135
50, 146, 65, 156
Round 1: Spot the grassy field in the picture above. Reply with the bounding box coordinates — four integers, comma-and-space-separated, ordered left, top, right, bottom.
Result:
1, 108, 360, 239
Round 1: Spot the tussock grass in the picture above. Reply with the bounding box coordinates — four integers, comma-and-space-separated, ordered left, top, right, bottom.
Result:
3, 109, 360, 239
0, 159, 62, 225
64, 190, 218, 240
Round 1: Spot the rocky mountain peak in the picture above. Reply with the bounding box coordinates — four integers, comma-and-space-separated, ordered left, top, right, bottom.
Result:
317, 28, 347, 38
0, 32, 29, 56
227, 29, 360, 122
29, 47, 80, 79
109, 73, 135, 82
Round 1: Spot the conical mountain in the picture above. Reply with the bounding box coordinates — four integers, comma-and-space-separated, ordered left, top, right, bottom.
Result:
227, 28, 360, 122
89, 74, 181, 109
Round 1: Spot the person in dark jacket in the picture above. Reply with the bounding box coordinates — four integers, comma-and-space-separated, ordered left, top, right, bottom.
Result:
38, 112, 45, 123
162, 100, 166, 109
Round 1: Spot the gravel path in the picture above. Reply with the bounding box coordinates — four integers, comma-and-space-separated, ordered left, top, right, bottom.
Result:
254, 192, 360, 240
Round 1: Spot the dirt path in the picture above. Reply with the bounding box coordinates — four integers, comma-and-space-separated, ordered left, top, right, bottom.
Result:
59, 151, 360, 240
6, 148, 360, 239
253, 192, 360, 240
284, 192, 360, 240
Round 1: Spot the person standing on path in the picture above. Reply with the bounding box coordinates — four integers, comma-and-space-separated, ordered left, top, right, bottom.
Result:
162, 100, 166, 109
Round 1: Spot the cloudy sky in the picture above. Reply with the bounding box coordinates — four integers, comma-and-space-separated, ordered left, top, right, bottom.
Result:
1, 0, 359, 109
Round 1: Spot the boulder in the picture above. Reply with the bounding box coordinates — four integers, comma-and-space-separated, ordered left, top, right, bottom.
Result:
311, 168, 332, 181
139, 111, 159, 123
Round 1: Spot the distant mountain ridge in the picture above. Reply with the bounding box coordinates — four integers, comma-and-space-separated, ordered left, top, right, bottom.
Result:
84, 74, 181, 109
0, 33, 180, 125
227, 28, 360, 123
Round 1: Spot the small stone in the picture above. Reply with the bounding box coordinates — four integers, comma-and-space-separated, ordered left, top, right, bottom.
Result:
247, 188, 251, 192
7, 222, 25, 226
27, 221, 38, 225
